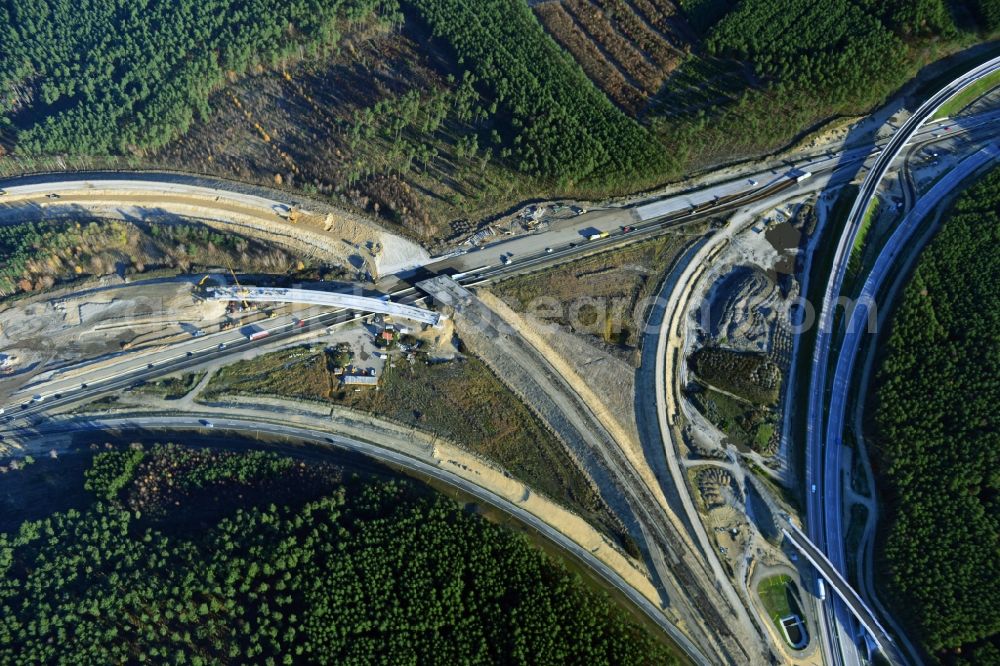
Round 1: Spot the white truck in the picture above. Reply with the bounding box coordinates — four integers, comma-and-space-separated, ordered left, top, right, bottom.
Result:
816, 578, 827, 601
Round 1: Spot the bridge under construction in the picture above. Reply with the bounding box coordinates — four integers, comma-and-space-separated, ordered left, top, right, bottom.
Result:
206, 286, 442, 326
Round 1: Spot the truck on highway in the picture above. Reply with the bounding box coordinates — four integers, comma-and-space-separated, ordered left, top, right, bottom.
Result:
816, 577, 827, 601
586, 231, 610, 241
241, 324, 271, 341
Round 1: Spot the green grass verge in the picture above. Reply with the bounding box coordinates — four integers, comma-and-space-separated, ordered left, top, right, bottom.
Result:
757, 574, 808, 648
932, 67, 1000, 119
846, 197, 880, 287
132, 372, 205, 400
758, 574, 794, 620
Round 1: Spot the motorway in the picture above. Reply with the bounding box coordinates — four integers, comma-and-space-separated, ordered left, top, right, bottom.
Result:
804, 54, 1000, 666
0, 304, 368, 423
781, 522, 890, 645
428, 108, 1000, 276
0, 171, 805, 422
821, 142, 999, 665
13, 414, 711, 665
1, 68, 1000, 665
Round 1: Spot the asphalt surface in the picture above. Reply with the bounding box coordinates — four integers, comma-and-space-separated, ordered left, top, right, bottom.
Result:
15, 413, 712, 665
781, 523, 891, 653
0, 305, 365, 424
4, 105, 982, 416
804, 54, 1000, 666
0, 178, 294, 213
1, 74, 999, 666
430, 108, 1000, 276
821, 143, 998, 663
640, 233, 780, 657
418, 276, 754, 664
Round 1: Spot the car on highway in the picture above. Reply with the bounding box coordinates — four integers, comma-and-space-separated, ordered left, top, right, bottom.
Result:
80, 383, 88, 389
811, 483, 817, 493
218, 342, 226, 350
501, 254, 512, 265
147, 363, 155, 369
544, 247, 553, 253
200, 419, 214, 428
46, 193, 60, 199
621, 225, 634, 233
32, 394, 43, 402
748, 179, 758, 186
0, 189, 7, 196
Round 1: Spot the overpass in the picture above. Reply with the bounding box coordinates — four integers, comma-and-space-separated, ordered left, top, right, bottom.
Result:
780, 522, 898, 657
206, 286, 442, 326
803, 54, 1000, 666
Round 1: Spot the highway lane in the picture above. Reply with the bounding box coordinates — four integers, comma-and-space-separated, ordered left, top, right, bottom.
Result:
0, 178, 292, 210
821, 143, 998, 665
0, 304, 369, 424
781, 523, 890, 643
18, 414, 712, 666
431, 109, 1000, 276
0, 87, 999, 665
3, 107, 998, 476
0, 179, 801, 424
2, 104, 998, 558
642, 229, 779, 655
804, 54, 1000, 666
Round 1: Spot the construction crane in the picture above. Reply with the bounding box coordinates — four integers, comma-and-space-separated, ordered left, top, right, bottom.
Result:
224, 258, 250, 310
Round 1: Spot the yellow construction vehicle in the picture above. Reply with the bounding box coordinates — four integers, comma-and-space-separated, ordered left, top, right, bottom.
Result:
274, 204, 301, 223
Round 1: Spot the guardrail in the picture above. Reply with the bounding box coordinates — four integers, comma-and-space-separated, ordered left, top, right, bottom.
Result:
805, 53, 1000, 666
207, 286, 441, 325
